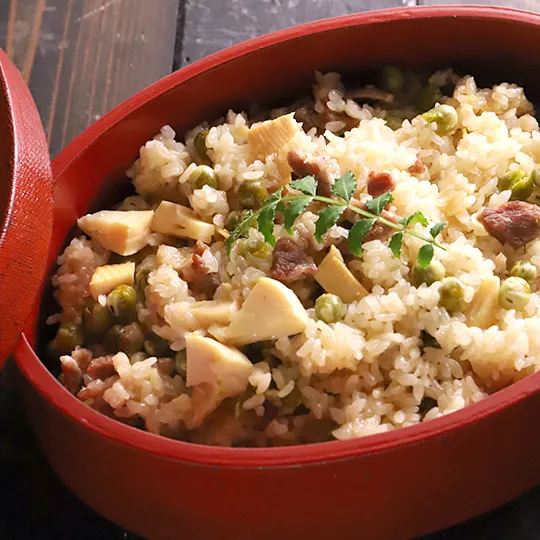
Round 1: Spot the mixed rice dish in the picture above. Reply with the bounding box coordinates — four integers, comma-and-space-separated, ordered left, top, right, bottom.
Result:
48, 67, 540, 447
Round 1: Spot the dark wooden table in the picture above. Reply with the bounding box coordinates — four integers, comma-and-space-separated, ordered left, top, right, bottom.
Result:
1, 1, 540, 539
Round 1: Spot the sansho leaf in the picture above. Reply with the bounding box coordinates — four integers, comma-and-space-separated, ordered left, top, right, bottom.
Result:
417, 244, 435, 268
257, 188, 283, 246
284, 197, 313, 233
331, 171, 356, 203
400, 210, 429, 227
430, 221, 447, 239
290, 175, 317, 196
314, 205, 346, 243
389, 232, 404, 258
348, 218, 376, 257
366, 191, 394, 215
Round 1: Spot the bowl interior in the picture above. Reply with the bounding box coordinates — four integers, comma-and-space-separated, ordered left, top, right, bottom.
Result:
18, 6, 540, 464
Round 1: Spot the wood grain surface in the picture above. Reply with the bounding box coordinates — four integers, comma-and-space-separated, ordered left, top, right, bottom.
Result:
0, 0, 181, 156
178, 0, 405, 67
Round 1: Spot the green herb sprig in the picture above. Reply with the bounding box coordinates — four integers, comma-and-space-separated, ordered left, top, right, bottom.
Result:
226, 172, 446, 267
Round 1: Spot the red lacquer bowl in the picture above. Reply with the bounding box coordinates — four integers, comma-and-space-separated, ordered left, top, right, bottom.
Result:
0, 49, 52, 365
12, 7, 540, 540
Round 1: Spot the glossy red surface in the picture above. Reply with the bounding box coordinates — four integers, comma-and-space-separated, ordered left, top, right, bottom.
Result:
12, 6, 540, 540
0, 49, 52, 367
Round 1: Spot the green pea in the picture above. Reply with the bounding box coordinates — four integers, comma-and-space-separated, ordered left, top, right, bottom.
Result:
84, 301, 113, 335
416, 84, 443, 112
107, 285, 137, 322
498, 170, 533, 201
379, 66, 404, 95
194, 129, 210, 162
135, 268, 150, 293
282, 385, 303, 412
385, 116, 404, 131
411, 260, 446, 287
175, 350, 187, 377
237, 239, 271, 259
190, 165, 219, 190
399, 70, 423, 106
531, 165, 540, 188
106, 323, 145, 355
510, 261, 537, 284
499, 277, 531, 310
144, 336, 173, 357
49, 322, 84, 356
422, 104, 458, 135
315, 293, 347, 324
438, 277, 467, 313
237, 179, 268, 209
130, 352, 149, 364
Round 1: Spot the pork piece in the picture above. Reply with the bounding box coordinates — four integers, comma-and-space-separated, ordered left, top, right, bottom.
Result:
77, 377, 115, 401
407, 158, 427, 176
287, 149, 341, 197
92, 396, 116, 418
87, 355, 115, 381
118, 322, 145, 355
367, 172, 396, 198
156, 357, 175, 376
187, 241, 221, 298
347, 200, 399, 242
478, 201, 540, 249
270, 237, 317, 282
60, 355, 83, 395
190, 272, 221, 298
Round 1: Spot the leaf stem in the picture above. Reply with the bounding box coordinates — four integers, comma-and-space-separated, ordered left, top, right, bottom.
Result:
279, 194, 447, 251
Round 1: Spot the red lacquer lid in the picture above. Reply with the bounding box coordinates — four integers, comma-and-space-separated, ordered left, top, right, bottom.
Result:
0, 49, 52, 368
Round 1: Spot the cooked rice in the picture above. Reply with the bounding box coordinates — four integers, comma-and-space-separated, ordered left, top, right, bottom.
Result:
48, 69, 540, 447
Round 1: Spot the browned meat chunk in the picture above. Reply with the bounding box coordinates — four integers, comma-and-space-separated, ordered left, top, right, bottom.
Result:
478, 201, 540, 249
287, 149, 341, 197
190, 272, 221, 298
271, 237, 317, 282
77, 376, 115, 401
407, 158, 427, 176
156, 357, 175, 376
92, 396, 115, 418
60, 356, 83, 395
87, 355, 115, 380
120, 322, 145, 355
367, 172, 396, 198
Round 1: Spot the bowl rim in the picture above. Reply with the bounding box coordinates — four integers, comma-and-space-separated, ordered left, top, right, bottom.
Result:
14, 4, 540, 467
0, 48, 52, 366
